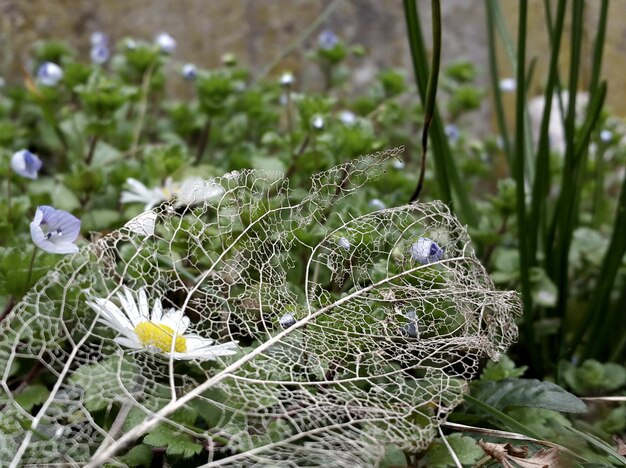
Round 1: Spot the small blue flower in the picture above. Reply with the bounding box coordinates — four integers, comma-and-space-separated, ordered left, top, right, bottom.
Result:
90, 44, 110, 64
339, 110, 356, 125
11, 150, 42, 179
600, 130, 613, 143
155, 32, 176, 54
444, 124, 460, 143
318, 29, 338, 50
311, 115, 325, 130
182, 63, 197, 81
369, 198, 386, 211
90, 31, 108, 47
30, 206, 81, 254
125, 38, 138, 50
36, 62, 63, 87
499, 78, 516, 92
410, 237, 444, 265
337, 237, 351, 250
280, 72, 294, 87
279, 312, 296, 329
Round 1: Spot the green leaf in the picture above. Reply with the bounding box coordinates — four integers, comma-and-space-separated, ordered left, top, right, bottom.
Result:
480, 355, 527, 381
564, 425, 626, 466
380, 445, 407, 467
423, 434, 483, 467
14, 384, 49, 412
143, 423, 203, 458
562, 360, 626, 395
70, 356, 140, 412
471, 378, 587, 413
120, 444, 153, 467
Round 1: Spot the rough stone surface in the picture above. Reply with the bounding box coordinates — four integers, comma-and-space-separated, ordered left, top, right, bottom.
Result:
1, 0, 624, 129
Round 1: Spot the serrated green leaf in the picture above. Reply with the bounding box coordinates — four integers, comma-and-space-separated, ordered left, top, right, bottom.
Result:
120, 444, 153, 467
14, 384, 49, 412
143, 423, 203, 458
423, 434, 483, 467
481, 355, 527, 381
471, 378, 587, 413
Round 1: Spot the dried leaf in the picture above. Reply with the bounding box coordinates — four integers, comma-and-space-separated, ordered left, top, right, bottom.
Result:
0, 148, 520, 466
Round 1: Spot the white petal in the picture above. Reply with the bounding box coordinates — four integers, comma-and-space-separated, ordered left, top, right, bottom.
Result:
173, 341, 238, 360
117, 287, 142, 326
184, 334, 214, 351
160, 310, 190, 334
87, 299, 134, 334
136, 289, 150, 320
151, 299, 163, 323
114, 335, 141, 349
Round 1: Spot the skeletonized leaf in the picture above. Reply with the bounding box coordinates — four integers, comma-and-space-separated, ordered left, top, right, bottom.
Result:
0, 147, 520, 467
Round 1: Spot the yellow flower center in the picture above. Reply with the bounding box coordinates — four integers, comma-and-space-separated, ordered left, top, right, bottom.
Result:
134, 322, 187, 353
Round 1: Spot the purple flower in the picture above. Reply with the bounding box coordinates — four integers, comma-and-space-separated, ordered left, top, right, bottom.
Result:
36, 62, 63, 87
318, 29, 338, 50
90, 31, 108, 47
444, 124, 460, 143
90, 44, 110, 64
182, 63, 197, 81
11, 150, 42, 179
410, 237, 444, 265
30, 206, 81, 254
155, 32, 176, 54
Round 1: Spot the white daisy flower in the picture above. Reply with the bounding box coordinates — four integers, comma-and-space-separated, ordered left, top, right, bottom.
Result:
87, 287, 238, 360
120, 177, 224, 210
120, 178, 169, 210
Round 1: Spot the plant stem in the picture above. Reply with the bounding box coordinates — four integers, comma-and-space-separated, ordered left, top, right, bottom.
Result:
410, 0, 441, 203
6, 173, 12, 222
512, 0, 538, 372
285, 135, 310, 180
25, 245, 38, 292
402, 0, 476, 225
256, 0, 340, 80
485, 0, 512, 168
195, 118, 212, 164
85, 135, 99, 166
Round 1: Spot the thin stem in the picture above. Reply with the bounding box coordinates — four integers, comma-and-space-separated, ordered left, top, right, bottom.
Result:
284, 135, 310, 180
513, 0, 537, 371
485, 0, 512, 168
589, 0, 609, 95
410, 0, 441, 203
195, 118, 212, 164
130, 64, 155, 160
6, 173, 12, 222
256, 0, 341, 80
85, 135, 99, 166
24, 245, 38, 292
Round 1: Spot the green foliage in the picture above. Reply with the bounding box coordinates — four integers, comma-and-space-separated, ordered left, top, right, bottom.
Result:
561, 360, 626, 395
422, 434, 483, 467
14, 385, 49, 412
119, 444, 153, 467
480, 355, 528, 381
471, 378, 587, 414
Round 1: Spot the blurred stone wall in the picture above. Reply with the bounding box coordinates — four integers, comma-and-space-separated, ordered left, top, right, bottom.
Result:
1, 0, 625, 128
